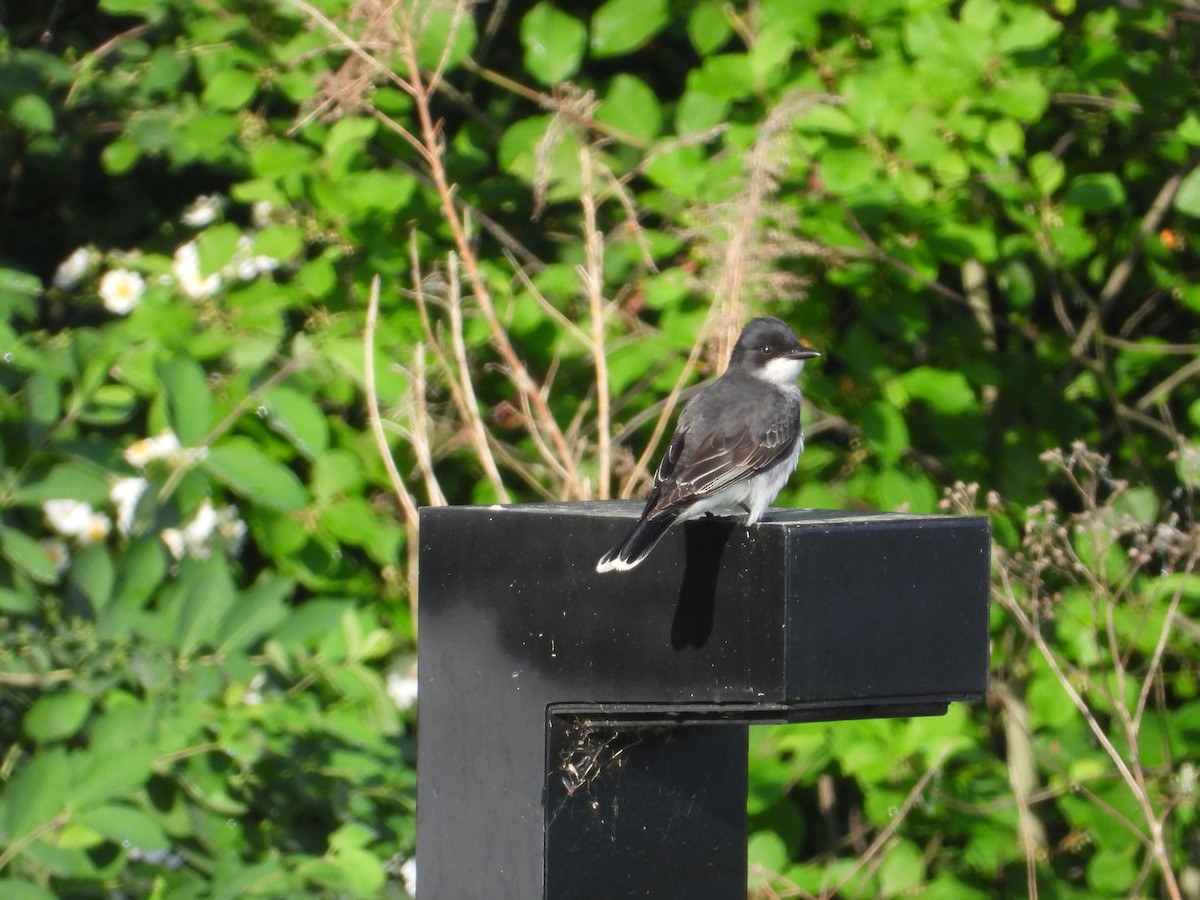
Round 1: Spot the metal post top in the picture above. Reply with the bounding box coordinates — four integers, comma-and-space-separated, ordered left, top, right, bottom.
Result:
418, 501, 991, 715
420, 499, 981, 528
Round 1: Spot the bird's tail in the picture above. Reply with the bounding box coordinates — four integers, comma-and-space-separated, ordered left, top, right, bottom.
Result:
595, 513, 679, 573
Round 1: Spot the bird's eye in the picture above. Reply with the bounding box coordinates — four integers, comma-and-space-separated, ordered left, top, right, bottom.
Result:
761, 345, 774, 356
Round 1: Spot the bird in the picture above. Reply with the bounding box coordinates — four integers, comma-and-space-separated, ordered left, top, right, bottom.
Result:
596, 317, 819, 573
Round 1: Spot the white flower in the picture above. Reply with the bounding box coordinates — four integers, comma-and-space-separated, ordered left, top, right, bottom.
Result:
386, 663, 418, 711
399, 857, 416, 897
41, 539, 70, 577
250, 200, 278, 228
218, 510, 248, 556
80, 512, 112, 545
162, 499, 245, 559
53, 247, 96, 289
110, 477, 149, 535
182, 499, 220, 558
231, 234, 280, 281
242, 672, 267, 707
98, 269, 145, 315
124, 431, 183, 468
160, 528, 186, 560
173, 241, 221, 299
181, 194, 223, 227
43, 499, 110, 545
44, 499, 95, 537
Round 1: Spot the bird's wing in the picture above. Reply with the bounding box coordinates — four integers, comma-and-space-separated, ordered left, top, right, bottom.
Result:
650, 403, 799, 514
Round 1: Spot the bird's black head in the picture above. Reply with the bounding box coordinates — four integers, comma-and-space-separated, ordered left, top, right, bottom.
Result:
728, 317, 820, 382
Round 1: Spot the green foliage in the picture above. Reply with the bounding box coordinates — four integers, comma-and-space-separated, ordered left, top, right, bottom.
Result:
1, 0, 1198, 896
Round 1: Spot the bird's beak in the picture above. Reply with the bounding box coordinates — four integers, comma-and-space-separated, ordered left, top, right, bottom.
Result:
788, 347, 821, 360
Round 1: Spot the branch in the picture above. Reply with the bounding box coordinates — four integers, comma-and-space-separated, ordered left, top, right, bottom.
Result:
365, 275, 421, 617
579, 147, 611, 498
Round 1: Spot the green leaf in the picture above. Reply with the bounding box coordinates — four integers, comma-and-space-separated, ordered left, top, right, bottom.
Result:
747, 829, 789, 873
1112, 485, 1157, 525
318, 170, 418, 217
70, 746, 157, 808
330, 847, 386, 895
820, 147, 878, 193
1177, 111, 1200, 146
110, 537, 167, 609
67, 544, 116, 614
218, 575, 291, 652
203, 437, 310, 511
795, 105, 857, 136
873, 468, 938, 513
1048, 221, 1096, 264
251, 140, 318, 178
24, 693, 93, 744
497, 115, 584, 195
323, 116, 377, 174
3, 747, 70, 841
591, 0, 668, 57
893, 367, 977, 414
997, 259, 1036, 308
1028, 152, 1064, 195
1087, 845, 1138, 895
1064, 172, 1126, 212
688, 0, 732, 54
689, 53, 755, 101
996, 5, 1062, 52
79, 383, 139, 426
860, 401, 910, 464
313, 448, 366, 501
262, 386, 329, 460
903, 11, 952, 58
101, 137, 140, 176
0, 267, 41, 320
173, 556, 237, 655
0, 587, 37, 614
0, 526, 59, 585
318, 496, 381, 547
417, 7, 477, 72
521, 2, 587, 85
1174, 165, 1200, 218
597, 75, 662, 142
195, 222, 241, 279
158, 355, 213, 446
10, 463, 112, 508
0, 880, 57, 900
202, 69, 258, 110
749, 26, 795, 88
253, 224, 304, 262
98, 0, 158, 13
897, 110, 944, 164
932, 149, 970, 185
985, 118, 1025, 157
11, 94, 56, 134
960, 0, 1001, 34
879, 839, 926, 895
993, 72, 1050, 122
675, 89, 730, 135
75, 804, 170, 852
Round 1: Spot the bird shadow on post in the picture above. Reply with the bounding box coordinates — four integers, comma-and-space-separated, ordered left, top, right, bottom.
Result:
672, 520, 735, 650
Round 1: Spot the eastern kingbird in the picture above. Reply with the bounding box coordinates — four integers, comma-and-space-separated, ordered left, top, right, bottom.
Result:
596, 317, 819, 573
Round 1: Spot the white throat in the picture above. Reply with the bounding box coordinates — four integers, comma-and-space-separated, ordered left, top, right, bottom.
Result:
754, 356, 805, 387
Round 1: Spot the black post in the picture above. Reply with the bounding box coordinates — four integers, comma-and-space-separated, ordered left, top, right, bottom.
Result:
418, 502, 990, 899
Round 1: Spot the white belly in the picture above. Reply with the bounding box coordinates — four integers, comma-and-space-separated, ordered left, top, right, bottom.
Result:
676, 435, 803, 524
